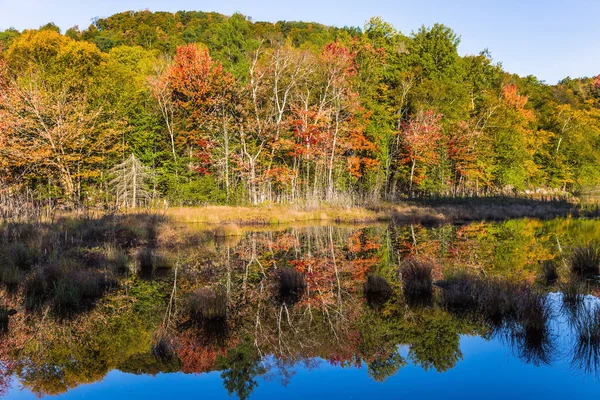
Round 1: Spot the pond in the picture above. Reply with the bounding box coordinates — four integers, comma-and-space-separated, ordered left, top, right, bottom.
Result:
1, 215, 600, 399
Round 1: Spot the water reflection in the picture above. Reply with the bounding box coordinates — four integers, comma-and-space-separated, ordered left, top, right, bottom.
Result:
0, 216, 600, 398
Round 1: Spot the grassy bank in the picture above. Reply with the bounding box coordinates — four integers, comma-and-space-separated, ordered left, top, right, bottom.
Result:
165, 205, 386, 224
163, 198, 579, 226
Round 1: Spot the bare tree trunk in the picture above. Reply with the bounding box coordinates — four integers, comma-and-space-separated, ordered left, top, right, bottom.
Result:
223, 115, 230, 200
327, 112, 339, 202
409, 159, 416, 195
132, 158, 137, 209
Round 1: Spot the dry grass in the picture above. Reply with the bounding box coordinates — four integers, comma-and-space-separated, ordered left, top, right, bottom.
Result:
386, 202, 574, 224
163, 199, 574, 227
363, 275, 394, 307
188, 287, 228, 322
166, 205, 385, 225
214, 224, 243, 237
540, 260, 559, 285
400, 258, 433, 305
3, 197, 573, 229
570, 244, 600, 278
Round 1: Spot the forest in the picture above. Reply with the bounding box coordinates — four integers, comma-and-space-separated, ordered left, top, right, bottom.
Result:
1, 10, 599, 208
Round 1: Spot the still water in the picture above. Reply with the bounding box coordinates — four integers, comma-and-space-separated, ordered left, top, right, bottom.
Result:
1, 216, 600, 398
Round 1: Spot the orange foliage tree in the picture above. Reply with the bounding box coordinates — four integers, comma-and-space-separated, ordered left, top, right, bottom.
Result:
0, 31, 122, 201
399, 110, 443, 193
166, 44, 237, 178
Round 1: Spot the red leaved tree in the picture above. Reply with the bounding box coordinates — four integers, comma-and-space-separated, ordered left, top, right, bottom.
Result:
156, 44, 236, 186
400, 110, 443, 193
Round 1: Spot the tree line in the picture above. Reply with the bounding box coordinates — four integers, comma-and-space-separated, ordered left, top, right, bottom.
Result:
1, 10, 599, 207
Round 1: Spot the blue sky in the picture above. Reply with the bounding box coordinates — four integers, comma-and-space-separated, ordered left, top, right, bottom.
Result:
0, 0, 598, 84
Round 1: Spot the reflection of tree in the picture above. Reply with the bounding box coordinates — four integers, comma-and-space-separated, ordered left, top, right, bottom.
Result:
357, 306, 407, 382
4, 219, 600, 397
175, 327, 230, 374
407, 310, 463, 373
367, 352, 406, 382
0, 360, 15, 398
217, 339, 267, 400
14, 282, 161, 396
0, 292, 27, 397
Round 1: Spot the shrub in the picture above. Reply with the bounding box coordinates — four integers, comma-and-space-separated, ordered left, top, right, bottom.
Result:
479, 279, 523, 326
189, 287, 228, 323
276, 268, 306, 305
152, 333, 177, 363
52, 278, 81, 316
400, 259, 433, 305
439, 273, 528, 327
105, 244, 129, 273
73, 270, 113, 302
570, 245, 600, 278
114, 224, 144, 249
363, 275, 393, 307
5, 242, 37, 270
0, 264, 23, 287
24, 270, 47, 311
167, 175, 227, 206
439, 273, 480, 312
0, 307, 16, 333
540, 260, 559, 285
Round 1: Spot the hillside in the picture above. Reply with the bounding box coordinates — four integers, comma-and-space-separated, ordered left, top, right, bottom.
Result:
0, 10, 599, 207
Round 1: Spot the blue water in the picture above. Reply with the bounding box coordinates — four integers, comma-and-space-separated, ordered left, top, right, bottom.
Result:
6, 335, 599, 399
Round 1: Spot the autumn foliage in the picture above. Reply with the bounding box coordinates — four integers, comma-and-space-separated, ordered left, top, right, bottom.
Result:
1, 11, 600, 206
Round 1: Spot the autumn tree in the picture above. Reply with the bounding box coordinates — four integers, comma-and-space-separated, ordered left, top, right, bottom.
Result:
399, 110, 444, 193
159, 44, 237, 198
2, 11, 600, 204
446, 121, 490, 195
0, 31, 122, 202
488, 84, 539, 190
242, 43, 311, 203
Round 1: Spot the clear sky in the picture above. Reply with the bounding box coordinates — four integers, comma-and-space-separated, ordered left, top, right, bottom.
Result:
0, 0, 598, 84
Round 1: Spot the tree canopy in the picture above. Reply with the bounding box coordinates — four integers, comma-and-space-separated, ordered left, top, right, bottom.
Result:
1, 10, 599, 206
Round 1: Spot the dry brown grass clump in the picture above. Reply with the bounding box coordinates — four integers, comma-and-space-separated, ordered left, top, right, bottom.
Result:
540, 260, 559, 285
0, 306, 17, 333
188, 287, 228, 323
214, 224, 243, 238
166, 205, 384, 225
363, 275, 393, 307
570, 244, 600, 278
276, 268, 306, 305
155, 223, 185, 248
399, 258, 433, 304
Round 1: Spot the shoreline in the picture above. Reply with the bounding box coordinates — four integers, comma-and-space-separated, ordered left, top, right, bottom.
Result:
162, 200, 580, 226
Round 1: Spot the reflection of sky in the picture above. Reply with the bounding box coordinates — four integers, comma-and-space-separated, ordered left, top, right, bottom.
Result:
6, 317, 600, 399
